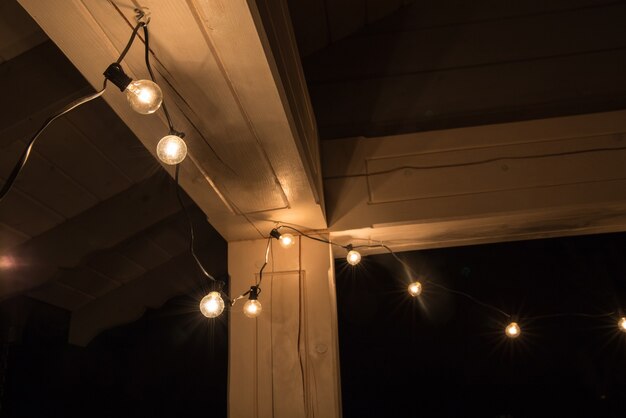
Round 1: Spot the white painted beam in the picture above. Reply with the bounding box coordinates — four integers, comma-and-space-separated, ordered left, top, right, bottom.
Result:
324, 110, 626, 253
18, 0, 326, 241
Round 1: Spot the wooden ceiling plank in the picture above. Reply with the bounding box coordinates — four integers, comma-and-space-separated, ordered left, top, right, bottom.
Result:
0, 41, 89, 130
8, 147, 101, 218
363, 0, 618, 34
56, 266, 120, 299
35, 118, 134, 201
310, 48, 626, 138
69, 251, 203, 345
323, 0, 366, 43
0, 0, 47, 62
27, 280, 94, 311
284, 0, 330, 56
0, 222, 31, 253
87, 251, 147, 284
0, 187, 64, 237
0, 173, 182, 300
365, 0, 402, 23
145, 218, 189, 257
63, 102, 160, 184
305, 3, 626, 83
118, 236, 171, 271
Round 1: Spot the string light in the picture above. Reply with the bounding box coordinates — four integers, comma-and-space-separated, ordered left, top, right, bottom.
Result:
200, 291, 225, 318
243, 286, 262, 318
6, 6, 620, 343
278, 233, 296, 249
505, 322, 521, 338
408, 281, 422, 296
269, 228, 296, 249
125, 79, 163, 114
619, 317, 626, 333
157, 134, 187, 165
103, 63, 163, 115
346, 249, 361, 266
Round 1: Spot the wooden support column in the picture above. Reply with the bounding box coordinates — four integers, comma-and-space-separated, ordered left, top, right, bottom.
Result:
228, 236, 341, 418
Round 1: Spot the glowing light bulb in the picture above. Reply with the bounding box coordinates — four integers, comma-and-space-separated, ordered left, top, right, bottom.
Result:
408, 281, 422, 296
199, 291, 225, 318
156, 135, 187, 165
346, 250, 361, 266
505, 322, 521, 338
243, 300, 262, 318
618, 317, 626, 333
279, 233, 295, 249
125, 79, 163, 114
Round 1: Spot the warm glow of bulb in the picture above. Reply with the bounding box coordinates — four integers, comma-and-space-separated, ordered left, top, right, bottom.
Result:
505, 322, 521, 338
156, 135, 187, 165
125, 79, 163, 114
619, 317, 626, 333
0, 256, 16, 270
346, 250, 361, 266
243, 300, 262, 318
279, 233, 295, 249
408, 281, 422, 296
199, 291, 225, 318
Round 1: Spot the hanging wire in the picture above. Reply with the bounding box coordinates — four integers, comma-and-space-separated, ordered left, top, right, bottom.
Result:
0, 81, 108, 203
277, 225, 347, 249
323, 146, 626, 180
174, 164, 216, 282
257, 236, 273, 287
230, 237, 271, 307
373, 242, 513, 319
264, 227, 620, 322
142, 24, 176, 133
115, 21, 144, 64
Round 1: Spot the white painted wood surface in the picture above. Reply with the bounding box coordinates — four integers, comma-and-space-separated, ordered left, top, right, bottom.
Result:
228, 237, 341, 418
323, 110, 626, 251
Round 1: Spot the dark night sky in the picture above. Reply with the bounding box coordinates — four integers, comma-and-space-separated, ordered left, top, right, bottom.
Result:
336, 232, 626, 418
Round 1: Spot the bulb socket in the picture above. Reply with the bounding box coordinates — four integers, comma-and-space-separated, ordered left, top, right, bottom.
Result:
269, 228, 282, 240
249, 286, 260, 300
104, 63, 132, 92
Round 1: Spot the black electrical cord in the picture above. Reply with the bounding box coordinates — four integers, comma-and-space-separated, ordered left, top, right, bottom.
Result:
277, 225, 347, 249
116, 21, 144, 64
174, 164, 217, 282
1, 18, 158, 204
257, 237, 272, 287
323, 146, 626, 180
0, 81, 108, 203
142, 25, 176, 133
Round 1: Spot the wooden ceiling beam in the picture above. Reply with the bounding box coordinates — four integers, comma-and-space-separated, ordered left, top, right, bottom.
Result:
18, 0, 327, 241
324, 110, 626, 253
0, 173, 182, 300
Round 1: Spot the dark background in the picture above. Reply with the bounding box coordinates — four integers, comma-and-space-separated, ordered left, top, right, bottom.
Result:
336, 232, 626, 418
3, 231, 626, 417
0, 293, 228, 418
